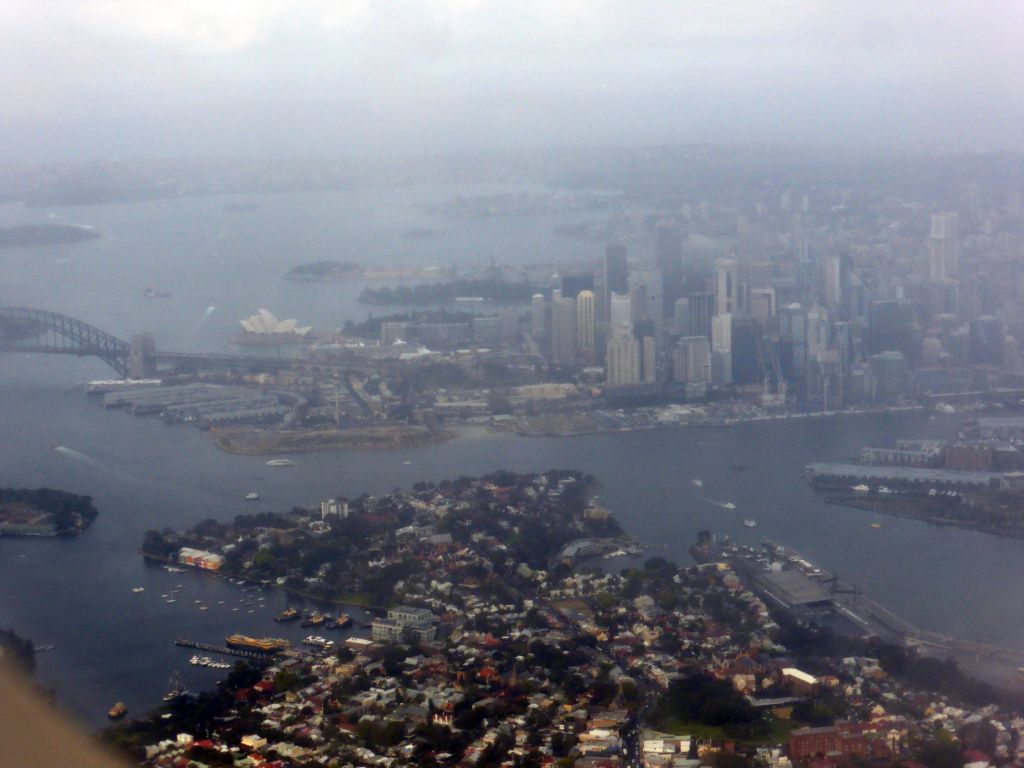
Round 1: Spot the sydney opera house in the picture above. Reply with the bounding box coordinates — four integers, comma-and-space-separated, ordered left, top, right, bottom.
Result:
232, 309, 313, 345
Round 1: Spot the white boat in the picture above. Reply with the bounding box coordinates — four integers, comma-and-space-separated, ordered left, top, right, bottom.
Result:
852, 484, 870, 493
743, 519, 757, 528
402, 460, 413, 465
721, 502, 736, 510
163, 671, 184, 702
244, 491, 259, 500
878, 486, 894, 494
691, 479, 703, 488
131, 586, 145, 593
266, 458, 295, 467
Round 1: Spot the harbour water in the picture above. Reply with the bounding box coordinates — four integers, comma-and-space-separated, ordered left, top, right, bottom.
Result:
1, 186, 1022, 729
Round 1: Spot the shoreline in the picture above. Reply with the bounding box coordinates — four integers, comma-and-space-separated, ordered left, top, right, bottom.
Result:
695, 538, 1024, 693
139, 551, 387, 614
511, 403, 928, 438
204, 403, 933, 454
823, 494, 1024, 540
211, 426, 457, 455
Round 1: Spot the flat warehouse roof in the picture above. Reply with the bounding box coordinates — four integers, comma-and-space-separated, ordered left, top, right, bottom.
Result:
760, 570, 832, 606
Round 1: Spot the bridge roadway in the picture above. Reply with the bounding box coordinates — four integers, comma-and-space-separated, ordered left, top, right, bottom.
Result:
0, 306, 383, 377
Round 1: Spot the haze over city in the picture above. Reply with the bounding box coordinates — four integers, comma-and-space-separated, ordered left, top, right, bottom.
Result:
2, 1, 1024, 161
8, 4, 1024, 768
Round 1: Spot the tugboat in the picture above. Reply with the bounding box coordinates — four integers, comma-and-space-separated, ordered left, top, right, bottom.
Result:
108, 701, 127, 719
326, 613, 352, 630
300, 611, 326, 628
274, 607, 300, 623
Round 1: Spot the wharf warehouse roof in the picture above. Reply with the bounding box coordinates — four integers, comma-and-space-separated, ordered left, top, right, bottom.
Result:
758, 570, 833, 607
806, 462, 1000, 488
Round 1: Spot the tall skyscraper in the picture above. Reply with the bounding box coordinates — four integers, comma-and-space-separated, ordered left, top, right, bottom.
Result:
687, 293, 715, 339
867, 299, 911, 355
711, 351, 732, 385
779, 302, 808, 378
716, 259, 738, 316
630, 283, 650, 328
609, 293, 632, 332
604, 244, 628, 296
711, 313, 732, 353
928, 212, 960, 281
641, 335, 657, 383
822, 255, 842, 309
1005, 336, 1022, 373
673, 297, 691, 336
711, 313, 733, 384
550, 296, 577, 365
576, 290, 596, 355
730, 317, 760, 384
631, 267, 663, 332
806, 306, 829, 360
749, 287, 776, 325
656, 224, 684, 316
606, 327, 641, 387
531, 293, 547, 339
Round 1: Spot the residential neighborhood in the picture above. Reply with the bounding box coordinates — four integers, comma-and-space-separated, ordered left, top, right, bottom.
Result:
107, 471, 1024, 767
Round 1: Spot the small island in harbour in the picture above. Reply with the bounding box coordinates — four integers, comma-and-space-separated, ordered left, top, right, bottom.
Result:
0, 487, 98, 537
0, 223, 100, 249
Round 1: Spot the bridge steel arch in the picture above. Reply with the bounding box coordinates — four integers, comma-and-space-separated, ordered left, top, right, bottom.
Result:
0, 306, 131, 377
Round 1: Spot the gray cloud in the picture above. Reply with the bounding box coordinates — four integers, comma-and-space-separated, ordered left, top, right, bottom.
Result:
1, 1, 1022, 161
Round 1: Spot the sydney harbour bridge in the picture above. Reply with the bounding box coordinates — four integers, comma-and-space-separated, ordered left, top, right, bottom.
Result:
0, 306, 310, 378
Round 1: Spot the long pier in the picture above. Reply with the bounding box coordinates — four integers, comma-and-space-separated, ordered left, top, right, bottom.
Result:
710, 540, 1024, 690
173, 638, 278, 660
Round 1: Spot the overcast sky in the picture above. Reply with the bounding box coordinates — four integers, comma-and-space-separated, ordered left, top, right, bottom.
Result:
2, 1, 1022, 162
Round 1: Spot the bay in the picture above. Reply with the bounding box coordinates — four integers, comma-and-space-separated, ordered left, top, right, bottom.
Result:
0, 186, 1020, 730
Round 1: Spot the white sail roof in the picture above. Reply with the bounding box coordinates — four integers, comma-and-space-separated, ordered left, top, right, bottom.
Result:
239, 308, 311, 335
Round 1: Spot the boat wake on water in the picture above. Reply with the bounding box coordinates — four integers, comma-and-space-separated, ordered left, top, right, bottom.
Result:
52, 444, 169, 490
692, 493, 737, 511
53, 445, 110, 472
194, 304, 216, 332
